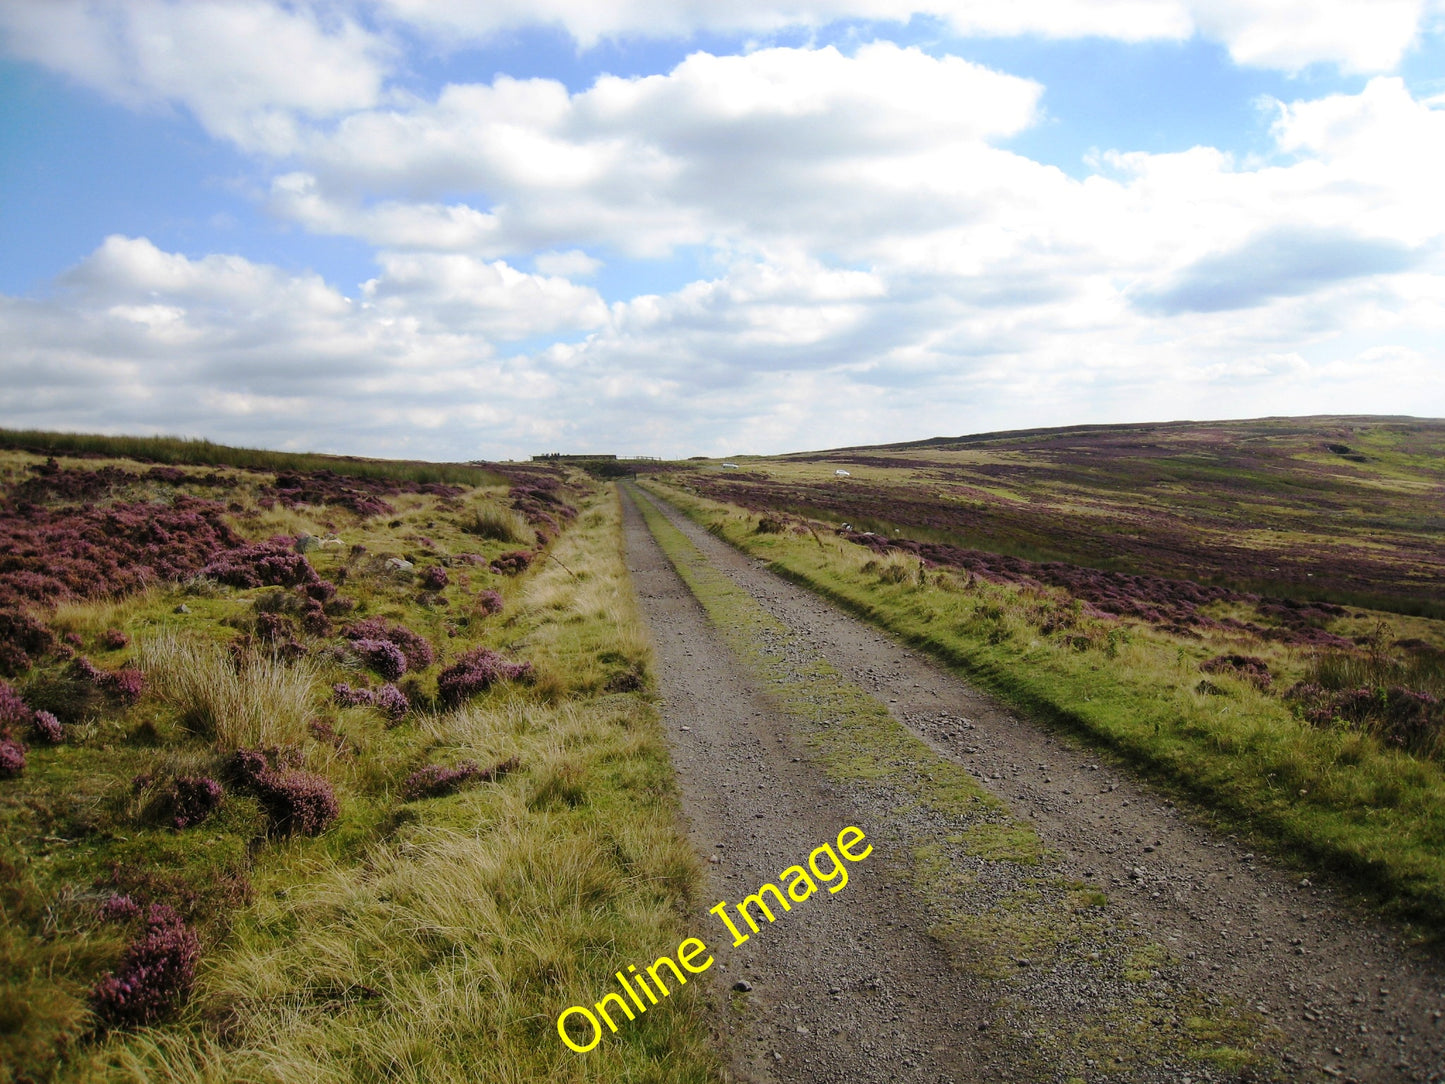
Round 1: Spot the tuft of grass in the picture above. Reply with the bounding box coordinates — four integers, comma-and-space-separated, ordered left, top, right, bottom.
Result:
137, 630, 321, 750
461, 502, 534, 545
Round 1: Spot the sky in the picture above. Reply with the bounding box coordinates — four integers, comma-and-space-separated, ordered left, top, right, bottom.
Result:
2, 1, 1444, 461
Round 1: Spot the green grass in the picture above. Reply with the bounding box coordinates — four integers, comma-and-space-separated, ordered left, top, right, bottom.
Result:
1, 452, 720, 1083
0, 428, 505, 488
638, 478, 1445, 933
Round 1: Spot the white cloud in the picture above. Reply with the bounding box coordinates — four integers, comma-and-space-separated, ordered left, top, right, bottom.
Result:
1191, 0, 1426, 73
269, 172, 502, 251
280, 44, 1043, 259
1269, 77, 1445, 242
361, 252, 609, 340
0, 237, 606, 456
533, 250, 603, 278
370, 0, 1189, 50
3, 16, 1444, 458
0, 0, 387, 151
4, 228, 1443, 459
271, 51, 1443, 301
1, 0, 1429, 174
373, 0, 1427, 72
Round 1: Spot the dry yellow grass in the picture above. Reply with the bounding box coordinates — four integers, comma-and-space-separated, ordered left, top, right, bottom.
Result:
137, 629, 322, 750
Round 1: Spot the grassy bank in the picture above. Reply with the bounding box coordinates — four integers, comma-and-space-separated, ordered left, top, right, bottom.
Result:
1, 448, 719, 1083
638, 478, 1445, 932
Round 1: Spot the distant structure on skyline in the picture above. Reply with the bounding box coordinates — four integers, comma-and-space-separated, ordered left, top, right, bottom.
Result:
530, 453, 664, 462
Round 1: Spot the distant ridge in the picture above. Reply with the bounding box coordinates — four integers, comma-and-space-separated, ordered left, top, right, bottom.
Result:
796, 414, 1439, 457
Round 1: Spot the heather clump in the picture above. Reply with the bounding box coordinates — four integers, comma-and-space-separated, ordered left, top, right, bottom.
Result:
165, 776, 225, 830
227, 746, 339, 836
0, 678, 34, 729
0, 735, 25, 777
351, 638, 407, 682
489, 550, 533, 576
255, 610, 297, 644
259, 468, 462, 516
475, 589, 504, 616
332, 681, 374, 708
1288, 680, 1445, 759
10, 458, 137, 504
436, 647, 533, 707
32, 709, 63, 744
89, 903, 200, 1029
68, 655, 146, 704
402, 754, 519, 801
202, 536, 321, 590
1201, 654, 1273, 691
101, 628, 130, 650
0, 608, 53, 676
343, 618, 435, 670
303, 580, 336, 603
98, 894, 142, 923
104, 667, 146, 704
421, 564, 449, 591
374, 683, 409, 720
332, 680, 407, 720
265, 469, 397, 518
507, 480, 578, 542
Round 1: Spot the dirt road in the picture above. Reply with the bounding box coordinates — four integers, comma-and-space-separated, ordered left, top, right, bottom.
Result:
620, 483, 1445, 1083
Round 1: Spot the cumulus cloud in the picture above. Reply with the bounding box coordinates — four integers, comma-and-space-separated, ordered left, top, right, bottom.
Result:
373, 0, 1426, 72
361, 252, 608, 340
0, 0, 387, 151
3, 8, 1444, 458
1191, 0, 1427, 73
1269, 77, 1445, 242
278, 44, 1043, 259
268, 173, 502, 251
0, 236, 604, 453
5, 229, 1444, 458
1, 0, 1429, 172
1136, 227, 1423, 313
533, 250, 603, 278
270, 54, 1445, 302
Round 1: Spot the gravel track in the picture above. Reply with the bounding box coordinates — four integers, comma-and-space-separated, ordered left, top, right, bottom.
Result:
621, 484, 1445, 1084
